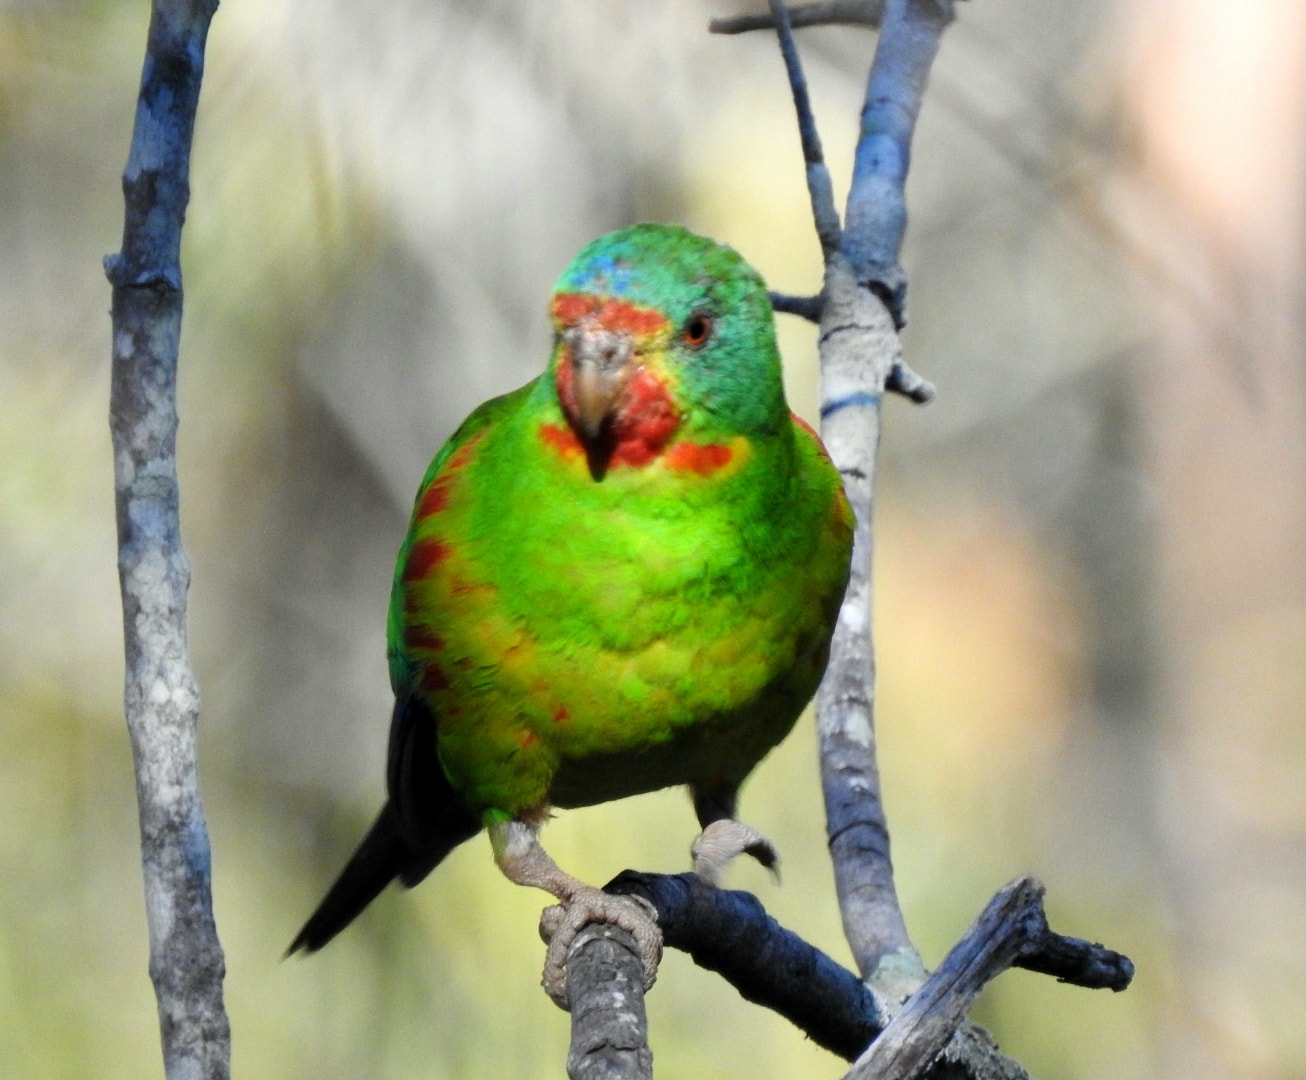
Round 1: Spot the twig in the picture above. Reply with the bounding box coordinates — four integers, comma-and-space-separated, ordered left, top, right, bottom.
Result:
767, 0, 843, 257
769, 290, 825, 322
711, 1, 885, 34
761, 0, 954, 991
758, 21, 926, 978
105, 2, 228, 1078
886, 357, 937, 403
846, 877, 1134, 1079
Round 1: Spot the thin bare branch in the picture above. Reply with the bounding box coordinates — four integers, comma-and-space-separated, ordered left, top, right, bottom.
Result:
611, 871, 888, 1059
845, 0, 957, 322
106, 2, 228, 1078
770, 290, 826, 322
767, 0, 844, 257
845, 877, 1134, 1080
711, 1, 885, 34
815, 254, 923, 990
811, 0, 952, 996
886, 357, 936, 402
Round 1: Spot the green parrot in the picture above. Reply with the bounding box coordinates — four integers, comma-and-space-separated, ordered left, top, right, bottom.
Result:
290, 223, 853, 998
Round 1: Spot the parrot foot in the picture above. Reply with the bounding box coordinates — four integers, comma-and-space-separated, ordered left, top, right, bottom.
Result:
691, 818, 781, 887
538, 888, 662, 1008
488, 817, 661, 1007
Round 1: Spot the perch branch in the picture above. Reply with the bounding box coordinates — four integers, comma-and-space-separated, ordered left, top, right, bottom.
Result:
570, 872, 1131, 1076
564, 924, 654, 1080
611, 871, 887, 1059
105, 2, 228, 1079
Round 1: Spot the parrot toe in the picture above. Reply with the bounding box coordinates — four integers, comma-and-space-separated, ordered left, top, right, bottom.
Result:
691, 818, 781, 887
538, 888, 662, 1008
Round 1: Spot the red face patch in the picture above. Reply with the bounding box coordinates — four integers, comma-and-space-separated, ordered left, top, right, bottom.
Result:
551, 293, 668, 338
608, 368, 679, 466
545, 366, 681, 469
549, 333, 681, 471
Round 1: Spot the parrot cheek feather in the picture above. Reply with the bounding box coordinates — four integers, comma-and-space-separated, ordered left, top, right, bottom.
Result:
581, 368, 679, 471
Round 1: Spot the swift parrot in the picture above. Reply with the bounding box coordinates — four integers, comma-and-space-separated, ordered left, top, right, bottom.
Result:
290, 224, 853, 1001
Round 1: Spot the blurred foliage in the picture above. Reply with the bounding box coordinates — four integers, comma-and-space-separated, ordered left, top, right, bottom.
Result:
2, 1, 1303, 1078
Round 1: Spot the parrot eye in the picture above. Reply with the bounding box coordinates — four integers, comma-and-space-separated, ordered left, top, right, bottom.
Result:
683, 311, 714, 349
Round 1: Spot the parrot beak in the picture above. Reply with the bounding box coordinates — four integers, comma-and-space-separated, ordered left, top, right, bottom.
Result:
562, 320, 636, 442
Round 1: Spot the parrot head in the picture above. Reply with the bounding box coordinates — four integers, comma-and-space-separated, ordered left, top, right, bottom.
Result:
548, 224, 786, 478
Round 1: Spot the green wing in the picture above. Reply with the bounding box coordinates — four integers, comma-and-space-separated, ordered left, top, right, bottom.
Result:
386, 379, 536, 695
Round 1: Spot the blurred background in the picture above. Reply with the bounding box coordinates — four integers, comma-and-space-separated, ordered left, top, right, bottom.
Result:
2, 0, 1303, 1077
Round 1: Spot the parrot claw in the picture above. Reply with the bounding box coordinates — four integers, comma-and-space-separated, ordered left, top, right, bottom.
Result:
538, 888, 662, 1008
691, 819, 781, 887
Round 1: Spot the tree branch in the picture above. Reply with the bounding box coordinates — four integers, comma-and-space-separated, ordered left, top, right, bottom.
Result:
815, 252, 923, 992
759, 0, 952, 993
711, 1, 886, 35
558, 873, 1133, 1076
106, 2, 228, 1078
611, 871, 888, 1059
847, 877, 1133, 1079
844, 0, 957, 324
564, 924, 654, 1080
767, 0, 843, 258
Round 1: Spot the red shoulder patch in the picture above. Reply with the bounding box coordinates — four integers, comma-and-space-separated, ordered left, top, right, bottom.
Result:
791, 411, 837, 462
403, 538, 452, 583
417, 429, 487, 521
418, 477, 451, 518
